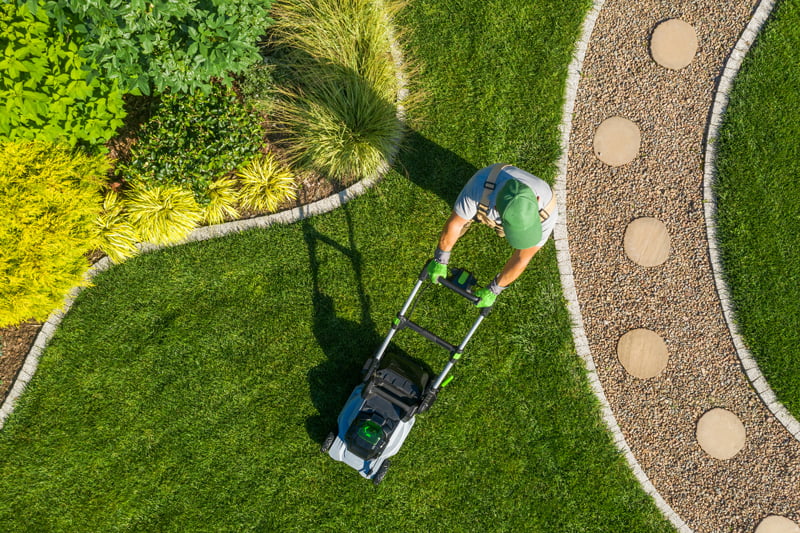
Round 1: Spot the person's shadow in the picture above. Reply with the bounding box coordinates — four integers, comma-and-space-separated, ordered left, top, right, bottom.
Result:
396, 129, 478, 207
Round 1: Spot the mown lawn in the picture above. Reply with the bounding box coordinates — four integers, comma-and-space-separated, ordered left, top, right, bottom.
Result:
715, 0, 800, 417
0, 1, 675, 531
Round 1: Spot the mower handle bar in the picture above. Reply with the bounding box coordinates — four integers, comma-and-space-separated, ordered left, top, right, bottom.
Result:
419, 261, 481, 305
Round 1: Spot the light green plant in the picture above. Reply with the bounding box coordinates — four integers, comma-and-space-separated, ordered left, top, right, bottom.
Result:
236, 154, 297, 213
123, 184, 203, 246
204, 177, 240, 225
0, 140, 107, 327
93, 190, 140, 263
268, 0, 405, 182
270, 0, 401, 98
0, 1, 126, 147
273, 74, 402, 181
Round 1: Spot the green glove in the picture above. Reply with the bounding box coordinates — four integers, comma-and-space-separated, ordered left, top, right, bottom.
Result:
426, 260, 448, 285
475, 287, 497, 308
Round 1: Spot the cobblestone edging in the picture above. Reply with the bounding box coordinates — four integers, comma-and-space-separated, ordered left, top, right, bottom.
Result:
702, 0, 800, 441
0, 23, 408, 430
552, 1, 691, 531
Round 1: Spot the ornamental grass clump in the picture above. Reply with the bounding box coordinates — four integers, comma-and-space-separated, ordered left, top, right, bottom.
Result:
269, 0, 405, 182
236, 153, 297, 213
0, 141, 107, 327
93, 190, 139, 264
123, 184, 204, 246
203, 177, 240, 225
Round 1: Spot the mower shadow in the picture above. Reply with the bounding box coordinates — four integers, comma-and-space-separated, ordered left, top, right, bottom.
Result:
303, 211, 433, 444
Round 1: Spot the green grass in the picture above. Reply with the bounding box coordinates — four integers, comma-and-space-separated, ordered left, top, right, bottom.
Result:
714, 0, 800, 417
0, 1, 675, 531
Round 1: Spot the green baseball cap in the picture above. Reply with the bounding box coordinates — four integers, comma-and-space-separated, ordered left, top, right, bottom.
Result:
496, 180, 541, 249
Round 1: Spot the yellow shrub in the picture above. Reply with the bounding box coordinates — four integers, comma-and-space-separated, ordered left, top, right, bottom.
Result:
236, 154, 298, 213
0, 141, 107, 327
204, 176, 240, 225
93, 190, 140, 263
123, 184, 204, 245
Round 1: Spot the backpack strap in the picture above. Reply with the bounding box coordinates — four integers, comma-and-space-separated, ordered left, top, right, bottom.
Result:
539, 192, 557, 223
475, 164, 511, 237
476, 164, 510, 219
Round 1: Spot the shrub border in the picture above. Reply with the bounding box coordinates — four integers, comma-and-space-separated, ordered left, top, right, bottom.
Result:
0, 12, 408, 429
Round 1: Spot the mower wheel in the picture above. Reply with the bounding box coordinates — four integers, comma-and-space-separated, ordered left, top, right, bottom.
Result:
372, 461, 390, 486
320, 432, 336, 453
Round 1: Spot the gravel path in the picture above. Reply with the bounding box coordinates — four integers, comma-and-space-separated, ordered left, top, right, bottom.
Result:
563, 0, 800, 531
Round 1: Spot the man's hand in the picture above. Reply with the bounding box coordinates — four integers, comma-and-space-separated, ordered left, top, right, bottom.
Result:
426, 260, 448, 285
475, 287, 497, 308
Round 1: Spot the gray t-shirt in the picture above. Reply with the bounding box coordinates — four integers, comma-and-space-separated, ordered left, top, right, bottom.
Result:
453, 165, 557, 248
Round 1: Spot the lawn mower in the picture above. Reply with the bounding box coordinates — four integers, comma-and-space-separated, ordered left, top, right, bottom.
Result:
320, 261, 492, 485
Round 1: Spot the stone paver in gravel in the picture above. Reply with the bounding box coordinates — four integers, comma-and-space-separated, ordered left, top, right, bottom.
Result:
756, 515, 800, 533
592, 116, 641, 166
623, 216, 671, 267
617, 328, 669, 379
650, 19, 698, 70
696, 407, 747, 460
564, 0, 800, 530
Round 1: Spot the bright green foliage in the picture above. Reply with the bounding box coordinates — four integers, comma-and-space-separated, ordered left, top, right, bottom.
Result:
0, 141, 107, 327
123, 184, 204, 246
0, 2, 125, 146
93, 191, 140, 264
269, 0, 404, 182
236, 153, 297, 212
36, 0, 274, 95
118, 85, 264, 205
204, 177, 240, 225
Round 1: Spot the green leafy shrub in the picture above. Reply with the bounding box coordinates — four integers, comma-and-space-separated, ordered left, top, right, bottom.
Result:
238, 60, 279, 115
93, 190, 139, 264
118, 84, 264, 205
0, 141, 107, 327
39, 0, 274, 95
123, 184, 204, 245
268, 0, 405, 181
0, 2, 125, 146
236, 153, 297, 212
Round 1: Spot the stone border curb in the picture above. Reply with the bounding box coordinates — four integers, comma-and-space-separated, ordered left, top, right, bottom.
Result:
553, 1, 691, 532
0, 20, 408, 430
701, 0, 800, 441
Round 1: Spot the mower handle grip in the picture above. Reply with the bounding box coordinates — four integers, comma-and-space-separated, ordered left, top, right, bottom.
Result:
420, 261, 481, 304
437, 275, 481, 304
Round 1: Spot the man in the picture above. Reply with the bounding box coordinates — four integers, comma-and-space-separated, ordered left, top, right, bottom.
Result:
426, 164, 558, 307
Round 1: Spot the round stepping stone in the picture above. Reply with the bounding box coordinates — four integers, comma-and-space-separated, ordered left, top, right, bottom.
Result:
623, 217, 671, 267
650, 19, 698, 70
756, 516, 800, 533
593, 116, 641, 166
696, 408, 746, 459
617, 329, 669, 379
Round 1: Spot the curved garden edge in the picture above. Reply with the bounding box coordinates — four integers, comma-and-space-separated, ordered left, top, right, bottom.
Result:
702, 0, 800, 442
0, 14, 409, 430
551, 1, 690, 531
556, 0, 798, 532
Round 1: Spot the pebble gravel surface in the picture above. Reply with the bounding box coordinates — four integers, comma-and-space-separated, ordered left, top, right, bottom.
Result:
566, 1, 800, 531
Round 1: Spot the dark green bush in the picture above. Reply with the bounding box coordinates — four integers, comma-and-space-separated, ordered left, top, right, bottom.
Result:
0, 1, 125, 146
34, 0, 274, 95
118, 84, 264, 204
